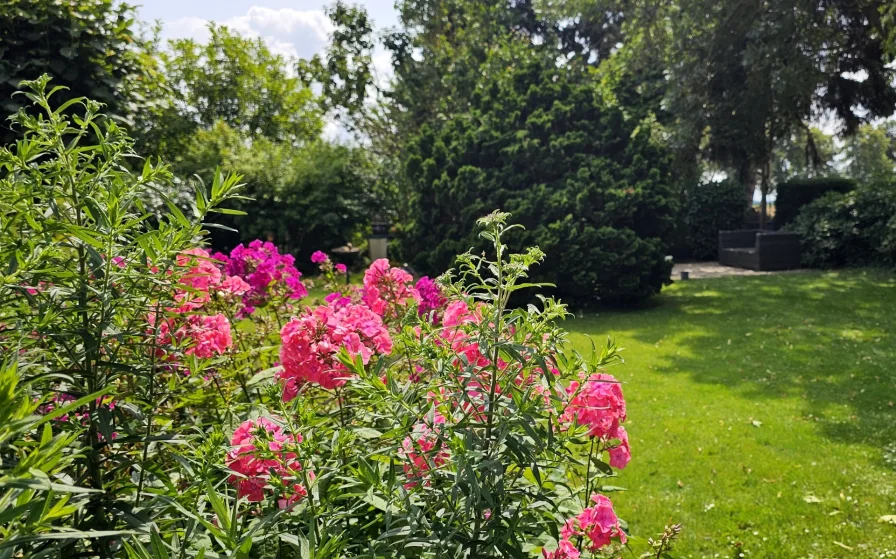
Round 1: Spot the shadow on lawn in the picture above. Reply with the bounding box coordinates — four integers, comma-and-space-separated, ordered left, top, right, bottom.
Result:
573, 269, 896, 464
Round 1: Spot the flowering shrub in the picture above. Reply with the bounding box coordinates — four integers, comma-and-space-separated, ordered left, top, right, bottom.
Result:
215, 240, 307, 315
226, 417, 310, 507
0, 80, 679, 559
278, 303, 392, 397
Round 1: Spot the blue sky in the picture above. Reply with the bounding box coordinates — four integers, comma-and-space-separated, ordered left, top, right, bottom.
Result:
134, 0, 398, 62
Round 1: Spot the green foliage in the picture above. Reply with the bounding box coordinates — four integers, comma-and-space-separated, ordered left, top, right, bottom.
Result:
400, 49, 676, 305
791, 185, 896, 268
775, 177, 856, 228
844, 122, 896, 186
640, 0, 896, 203
147, 24, 323, 163
772, 126, 838, 182
298, 1, 374, 130
0, 76, 243, 555
685, 180, 745, 260
0, 0, 151, 145
174, 121, 378, 264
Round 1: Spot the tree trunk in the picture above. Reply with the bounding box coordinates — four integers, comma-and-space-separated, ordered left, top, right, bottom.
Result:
759, 156, 771, 229
737, 162, 757, 210
759, 186, 768, 229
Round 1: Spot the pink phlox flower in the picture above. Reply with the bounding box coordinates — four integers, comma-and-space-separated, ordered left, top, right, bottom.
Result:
311, 251, 329, 264
278, 303, 392, 398
220, 275, 251, 296
334, 263, 347, 274
324, 291, 353, 309
607, 425, 631, 469
542, 539, 581, 559
173, 314, 232, 360
559, 494, 627, 551
561, 373, 627, 439
399, 413, 449, 487
362, 259, 420, 318
226, 417, 308, 504
171, 248, 222, 312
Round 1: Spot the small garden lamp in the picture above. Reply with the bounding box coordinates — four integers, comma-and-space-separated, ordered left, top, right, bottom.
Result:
369, 219, 390, 262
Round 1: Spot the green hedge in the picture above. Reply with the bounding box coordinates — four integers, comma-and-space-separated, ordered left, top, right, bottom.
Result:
685, 180, 746, 260
775, 177, 855, 227
792, 185, 896, 268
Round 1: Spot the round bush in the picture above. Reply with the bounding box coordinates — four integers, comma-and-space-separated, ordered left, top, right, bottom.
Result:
399, 52, 676, 306
792, 185, 896, 268
685, 180, 746, 260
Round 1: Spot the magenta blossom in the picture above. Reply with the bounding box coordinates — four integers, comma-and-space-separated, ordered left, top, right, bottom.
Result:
415, 276, 447, 320
223, 241, 307, 314
311, 250, 329, 264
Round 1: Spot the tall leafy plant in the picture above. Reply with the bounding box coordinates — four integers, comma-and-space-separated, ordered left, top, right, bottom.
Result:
0, 76, 243, 555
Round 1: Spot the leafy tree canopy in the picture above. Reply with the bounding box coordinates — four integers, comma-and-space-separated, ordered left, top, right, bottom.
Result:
146, 24, 323, 162
0, 0, 152, 144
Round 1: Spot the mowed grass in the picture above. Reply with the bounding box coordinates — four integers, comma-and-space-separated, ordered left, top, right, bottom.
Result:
566, 269, 896, 558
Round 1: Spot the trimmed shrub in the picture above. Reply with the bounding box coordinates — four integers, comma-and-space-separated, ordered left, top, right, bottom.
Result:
685, 180, 746, 260
775, 177, 855, 227
399, 51, 677, 306
792, 185, 896, 268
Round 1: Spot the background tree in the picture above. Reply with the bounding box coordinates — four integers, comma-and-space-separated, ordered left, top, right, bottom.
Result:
401, 45, 676, 304
773, 126, 838, 182
177, 121, 377, 263
298, 1, 375, 132
0, 0, 151, 144
844, 122, 896, 186
634, 0, 896, 225
147, 24, 323, 163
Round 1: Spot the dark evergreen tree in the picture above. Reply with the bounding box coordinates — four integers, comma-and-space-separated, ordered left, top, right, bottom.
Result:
400, 48, 676, 305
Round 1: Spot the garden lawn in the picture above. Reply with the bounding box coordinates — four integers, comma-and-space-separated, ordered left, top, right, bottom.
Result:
567, 269, 896, 558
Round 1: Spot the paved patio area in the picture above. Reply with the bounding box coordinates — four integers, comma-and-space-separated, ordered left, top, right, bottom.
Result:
671, 261, 804, 279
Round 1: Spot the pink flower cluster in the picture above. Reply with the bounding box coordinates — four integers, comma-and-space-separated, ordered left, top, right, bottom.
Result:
38, 392, 78, 422
543, 494, 626, 558
414, 276, 447, 321
215, 240, 307, 315
172, 248, 223, 312
169, 314, 233, 359
561, 373, 631, 469
278, 303, 393, 399
153, 248, 236, 363
400, 414, 450, 487
226, 417, 309, 508
362, 259, 420, 319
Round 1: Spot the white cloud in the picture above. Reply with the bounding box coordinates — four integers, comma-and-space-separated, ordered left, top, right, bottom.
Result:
161, 6, 333, 61
159, 4, 394, 141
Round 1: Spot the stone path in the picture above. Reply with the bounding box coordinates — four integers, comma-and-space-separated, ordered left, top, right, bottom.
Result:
671, 261, 803, 280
